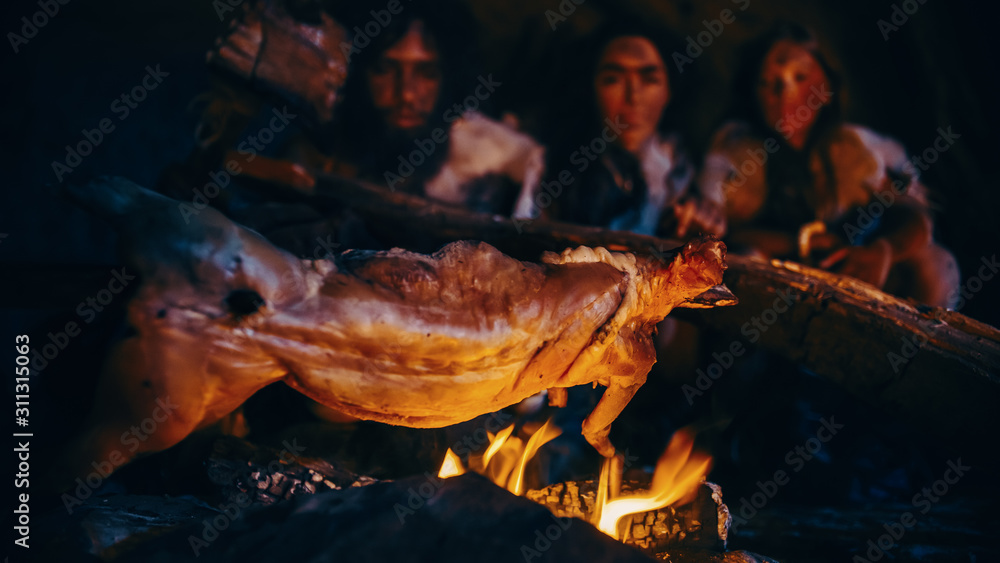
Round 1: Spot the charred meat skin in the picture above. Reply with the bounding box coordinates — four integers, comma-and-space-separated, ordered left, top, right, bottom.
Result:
62, 177, 730, 478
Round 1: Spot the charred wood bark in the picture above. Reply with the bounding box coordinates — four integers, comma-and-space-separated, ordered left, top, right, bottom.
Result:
116, 473, 664, 563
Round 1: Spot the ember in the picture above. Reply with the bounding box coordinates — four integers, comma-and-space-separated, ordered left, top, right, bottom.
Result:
438, 421, 719, 552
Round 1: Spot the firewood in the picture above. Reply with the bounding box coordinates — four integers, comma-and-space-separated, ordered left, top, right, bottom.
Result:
526, 481, 729, 553
114, 473, 666, 563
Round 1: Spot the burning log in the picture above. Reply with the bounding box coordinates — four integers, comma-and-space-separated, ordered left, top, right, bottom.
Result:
438, 419, 732, 557
523, 428, 728, 555
526, 480, 729, 553
113, 473, 662, 563
107, 472, 773, 563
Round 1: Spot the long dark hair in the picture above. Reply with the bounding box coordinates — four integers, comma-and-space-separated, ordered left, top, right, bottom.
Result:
330, 0, 484, 184
728, 21, 843, 145
546, 17, 688, 152
724, 22, 853, 221
538, 18, 689, 226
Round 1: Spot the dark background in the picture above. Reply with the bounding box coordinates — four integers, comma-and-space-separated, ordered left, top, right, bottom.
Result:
1, 1, 998, 561
1, 0, 997, 324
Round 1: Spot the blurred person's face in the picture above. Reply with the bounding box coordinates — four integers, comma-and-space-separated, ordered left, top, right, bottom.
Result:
757, 39, 831, 149
367, 20, 442, 132
594, 36, 670, 154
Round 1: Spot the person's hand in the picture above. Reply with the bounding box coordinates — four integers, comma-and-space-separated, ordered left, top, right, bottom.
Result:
819, 238, 893, 288
223, 151, 317, 193
806, 230, 840, 255
673, 198, 725, 238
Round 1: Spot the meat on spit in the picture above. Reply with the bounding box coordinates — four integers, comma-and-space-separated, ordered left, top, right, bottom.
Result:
60, 177, 734, 478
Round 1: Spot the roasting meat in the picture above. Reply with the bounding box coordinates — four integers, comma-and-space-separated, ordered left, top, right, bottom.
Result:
62, 178, 732, 477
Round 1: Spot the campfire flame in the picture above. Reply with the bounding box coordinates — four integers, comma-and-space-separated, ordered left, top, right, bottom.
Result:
437, 418, 561, 495
594, 427, 711, 539
436, 421, 711, 545
437, 448, 466, 479
509, 419, 562, 495
482, 424, 515, 468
